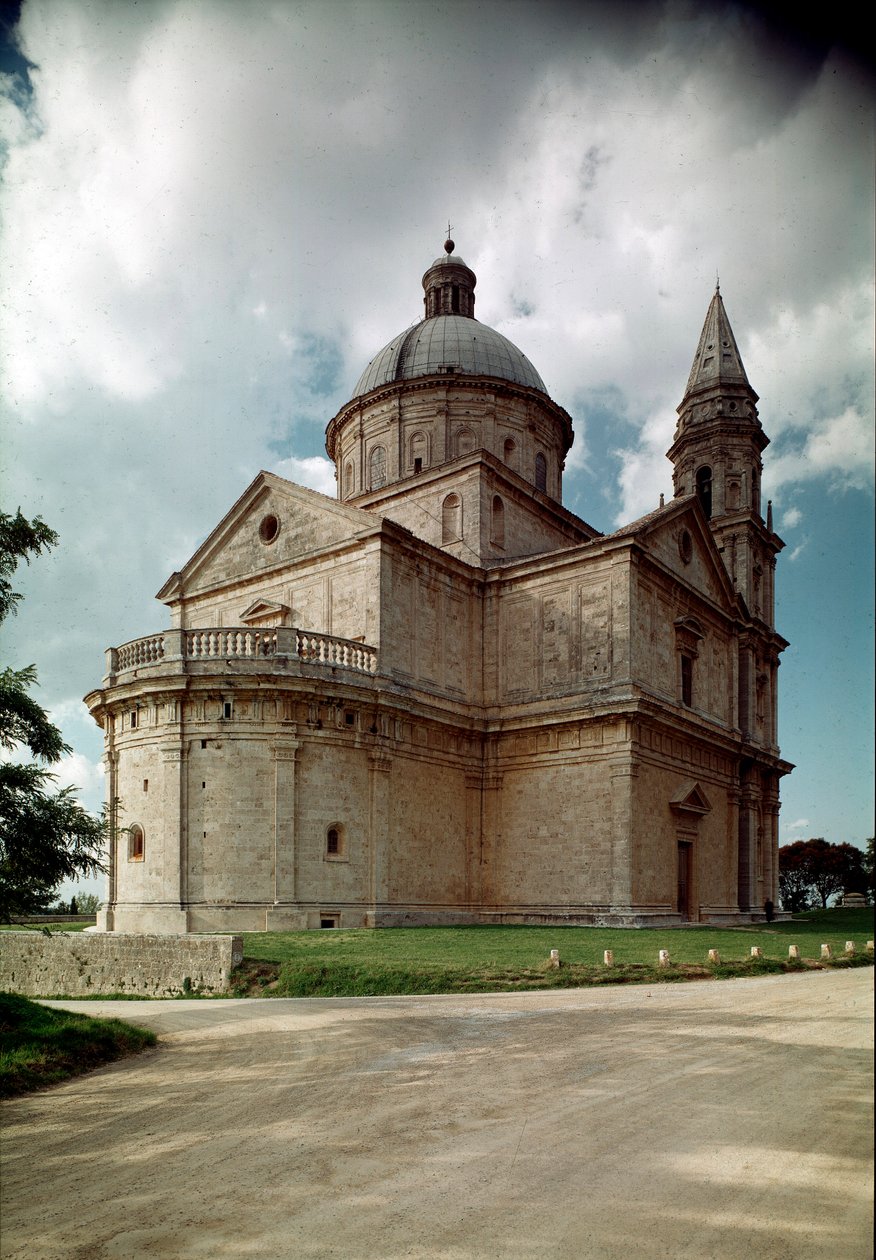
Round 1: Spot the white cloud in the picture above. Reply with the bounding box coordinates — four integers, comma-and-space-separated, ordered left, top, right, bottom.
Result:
273, 455, 337, 497
782, 507, 803, 529
53, 751, 105, 814
766, 407, 875, 496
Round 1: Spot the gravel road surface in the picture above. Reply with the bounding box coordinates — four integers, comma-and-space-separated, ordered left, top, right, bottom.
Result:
1, 969, 872, 1260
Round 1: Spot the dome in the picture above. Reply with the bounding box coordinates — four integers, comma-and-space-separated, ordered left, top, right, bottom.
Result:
352, 315, 547, 397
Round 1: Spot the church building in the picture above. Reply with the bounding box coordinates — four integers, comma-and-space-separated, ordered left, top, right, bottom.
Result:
86, 241, 791, 932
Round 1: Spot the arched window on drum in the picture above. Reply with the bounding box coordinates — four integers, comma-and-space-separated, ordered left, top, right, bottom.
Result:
369, 445, 387, 491
442, 493, 462, 543
535, 451, 547, 493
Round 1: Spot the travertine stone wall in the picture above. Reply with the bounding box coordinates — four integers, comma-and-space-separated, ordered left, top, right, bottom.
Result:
0, 932, 243, 997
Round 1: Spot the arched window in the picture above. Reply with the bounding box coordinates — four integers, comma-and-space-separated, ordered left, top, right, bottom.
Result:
695, 465, 712, 519
751, 467, 760, 515
369, 445, 386, 491
491, 495, 505, 548
128, 824, 145, 862
503, 437, 516, 466
442, 493, 462, 543
344, 461, 354, 497
535, 452, 547, 493
409, 431, 427, 474
455, 427, 476, 457
325, 824, 346, 860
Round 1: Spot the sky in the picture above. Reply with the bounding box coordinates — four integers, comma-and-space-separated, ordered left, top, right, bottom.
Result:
0, 0, 873, 900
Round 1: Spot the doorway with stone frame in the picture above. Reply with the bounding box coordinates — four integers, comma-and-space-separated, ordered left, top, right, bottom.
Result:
677, 839, 693, 920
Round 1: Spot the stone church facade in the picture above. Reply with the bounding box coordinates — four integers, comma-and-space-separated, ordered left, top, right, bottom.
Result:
86, 242, 791, 933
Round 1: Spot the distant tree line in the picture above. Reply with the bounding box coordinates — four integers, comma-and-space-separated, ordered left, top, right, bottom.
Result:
46, 892, 101, 916
779, 837, 873, 912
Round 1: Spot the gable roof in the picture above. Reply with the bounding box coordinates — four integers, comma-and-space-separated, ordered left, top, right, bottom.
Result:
156, 471, 382, 602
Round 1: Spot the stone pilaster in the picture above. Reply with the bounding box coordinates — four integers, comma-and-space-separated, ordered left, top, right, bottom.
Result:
367, 752, 393, 910
609, 756, 638, 907
272, 741, 300, 902
161, 746, 188, 909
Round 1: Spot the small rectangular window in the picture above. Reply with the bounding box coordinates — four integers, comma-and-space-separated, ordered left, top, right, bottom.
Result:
143, 779, 148, 792
320, 916, 339, 929
223, 701, 232, 719
130, 710, 138, 729
681, 655, 693, 707
201, 739, 208, 749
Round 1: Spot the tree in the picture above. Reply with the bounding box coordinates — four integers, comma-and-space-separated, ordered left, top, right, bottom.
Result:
0, 510, 106, 920
778, 841, 814, 912
779, 837, 868, 912
864, 838, 875, 905
804, 839, 857, 909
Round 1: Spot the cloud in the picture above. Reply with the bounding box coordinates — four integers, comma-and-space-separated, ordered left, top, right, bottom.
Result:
782, 506, 803, 529
273, 455, 337, 497
766, 407, 875, 496
53, 750, 105, 814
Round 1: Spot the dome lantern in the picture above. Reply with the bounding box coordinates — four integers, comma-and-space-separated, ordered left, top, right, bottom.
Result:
422, 241, 476, 319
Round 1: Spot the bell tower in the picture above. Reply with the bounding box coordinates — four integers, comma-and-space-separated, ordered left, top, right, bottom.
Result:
668, 285, 783, 628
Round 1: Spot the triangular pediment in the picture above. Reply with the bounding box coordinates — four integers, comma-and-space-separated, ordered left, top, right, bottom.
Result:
156, 471, 382, 602
240, 599, 290, 625
670, 780, 713, 815
616, 497, 738, 613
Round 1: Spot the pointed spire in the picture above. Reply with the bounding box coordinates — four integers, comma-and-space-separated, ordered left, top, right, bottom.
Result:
683, 289, 752, 398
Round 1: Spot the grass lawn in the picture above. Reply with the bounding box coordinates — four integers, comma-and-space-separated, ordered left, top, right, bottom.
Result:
0, 992, 157, 1099
236, 906, 874, 997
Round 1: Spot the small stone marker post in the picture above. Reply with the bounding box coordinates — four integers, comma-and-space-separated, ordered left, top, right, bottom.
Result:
658, 949, 670, 967
845, 941, 855, 954
750, 946, 762, 958
788, 945, 800, 959
820, 943, 832, 959
868, 941, 874, 953
708, 949, 720, 964
603, 950, 614, 966
549, 949, 560, 969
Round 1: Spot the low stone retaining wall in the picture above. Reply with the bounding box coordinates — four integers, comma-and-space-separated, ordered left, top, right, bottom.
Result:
0, 932, 243, 997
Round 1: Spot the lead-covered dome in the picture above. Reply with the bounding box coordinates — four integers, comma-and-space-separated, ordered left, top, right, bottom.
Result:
353, 315, 547, 397
326, 239, 574, 505
351, 238, 547, 398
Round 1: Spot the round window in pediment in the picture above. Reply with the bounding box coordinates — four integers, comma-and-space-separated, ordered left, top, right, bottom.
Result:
259, 514, 281, 545
679, 529, 693, 564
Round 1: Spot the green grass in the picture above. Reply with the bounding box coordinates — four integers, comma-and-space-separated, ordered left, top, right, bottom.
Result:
0, 992, 157, 1098
235, 906, 874, 997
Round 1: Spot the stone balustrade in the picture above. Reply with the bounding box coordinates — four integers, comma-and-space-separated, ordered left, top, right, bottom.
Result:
107, 627, 378, 680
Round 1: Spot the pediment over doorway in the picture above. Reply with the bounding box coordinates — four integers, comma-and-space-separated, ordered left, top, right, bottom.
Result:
669, 780, 712, 816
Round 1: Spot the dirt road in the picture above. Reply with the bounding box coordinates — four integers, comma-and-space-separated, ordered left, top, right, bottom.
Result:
1, 969, 872, 1260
